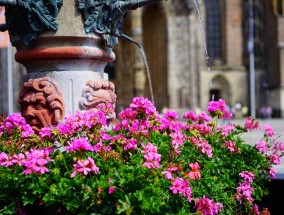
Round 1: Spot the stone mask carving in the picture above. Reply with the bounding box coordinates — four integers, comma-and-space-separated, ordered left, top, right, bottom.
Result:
80, 79, 116, 119
18, 77, 65, 132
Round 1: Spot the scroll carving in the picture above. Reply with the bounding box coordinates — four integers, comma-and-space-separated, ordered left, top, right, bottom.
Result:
80, 79, 117, 118
18, 77, 65, 132
0, 0, 63, 45
77, 0, 162, 47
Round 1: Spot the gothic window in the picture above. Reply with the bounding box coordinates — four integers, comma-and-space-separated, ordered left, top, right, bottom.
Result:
243, 0, 265, 69
272, 0, 284, 16
204, 0, 223, 64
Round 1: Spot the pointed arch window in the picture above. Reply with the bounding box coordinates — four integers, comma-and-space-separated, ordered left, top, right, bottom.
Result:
204, 0, 223, 64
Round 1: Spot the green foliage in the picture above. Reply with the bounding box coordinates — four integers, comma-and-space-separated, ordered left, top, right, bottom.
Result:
0, 106, 282, 214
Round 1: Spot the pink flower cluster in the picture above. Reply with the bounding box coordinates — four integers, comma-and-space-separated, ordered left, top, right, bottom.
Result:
0, 113, 34, 137
269, 167, 277, 179
236, 171, 255, 203
253, 124, 283, 169
190, 136, 213, 158
162, 166, 178, 180
188, 124, 213, 136
0, 148, 53, 175
255, 141, 268, 153
170, 177, 192, 202
207, 99, 233, 119
217, 125, 235, 137
263, 124, 275, 137
115, 97, 161, 136
110, 134, 138, 151
71, 156, 99, 177
195, 196, 223, 215
141, 142, 161, 169
222, 140, 240, 153
55, 109, 107, 136
130, 97, 157, 116
183, 110, 211, 123
108, 178, 115, 194
244, 116, 259, 131
160, 109, 187, 153
188, 162, 201, 180
65, 138, 94, 152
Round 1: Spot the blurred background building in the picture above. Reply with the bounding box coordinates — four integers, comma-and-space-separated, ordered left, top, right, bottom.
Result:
1, 0, 284, 117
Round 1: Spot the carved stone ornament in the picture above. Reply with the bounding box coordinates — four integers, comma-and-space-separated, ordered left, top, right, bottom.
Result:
80, 79, 117, 118
18, 77, 65, 132
170, 0, 194, 15
77, 0, 162, 47
0, 0, 63, 45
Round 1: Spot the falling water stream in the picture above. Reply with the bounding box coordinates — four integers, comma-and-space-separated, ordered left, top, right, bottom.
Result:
121, 0, 214, 105
121, 33, 155, 105
192, 0, 215, 101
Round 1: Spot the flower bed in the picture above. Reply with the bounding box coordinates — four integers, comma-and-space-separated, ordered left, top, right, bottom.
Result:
0, 97, 283, 214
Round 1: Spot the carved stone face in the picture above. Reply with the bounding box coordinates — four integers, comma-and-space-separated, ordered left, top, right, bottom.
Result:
80, 79, 117, 120
19, 78, 65, 132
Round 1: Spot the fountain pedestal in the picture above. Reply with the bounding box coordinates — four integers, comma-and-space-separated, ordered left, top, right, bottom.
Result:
0, 0, 161, 131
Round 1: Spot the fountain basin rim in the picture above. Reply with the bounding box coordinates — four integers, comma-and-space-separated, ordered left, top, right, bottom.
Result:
15, 46, 116, 63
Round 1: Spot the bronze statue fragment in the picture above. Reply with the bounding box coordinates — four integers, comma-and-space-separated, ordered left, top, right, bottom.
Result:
0, 0, 62, 45
78, 0, 162, 47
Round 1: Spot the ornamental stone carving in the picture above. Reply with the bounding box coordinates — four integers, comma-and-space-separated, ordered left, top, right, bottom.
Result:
0, 0, 63, 45
80, 79, 116, 118
18, 77, 65, 132
170, 0, 194, 15
77, 0, 162, 47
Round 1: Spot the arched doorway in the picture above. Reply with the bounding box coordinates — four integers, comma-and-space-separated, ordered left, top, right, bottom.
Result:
209, 75, 230, 103
142, 3, 168, 111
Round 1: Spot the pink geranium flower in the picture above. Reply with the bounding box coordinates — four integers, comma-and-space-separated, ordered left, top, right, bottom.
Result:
244, 117, 259, 130
39, 127, 52, 138
255, 141, 268, 153
270, 153, 280, 165
239, 171, 255, 183
108, 186, 115, 194
162, 166, 178, 179
71, 157, 99, 177
164, 109, 178, 121
236, 181, 254, 203
207, 99, 232, 119
222, 140, 240, 153
183, 110, 199, 122
269, 167, 277, 179
195, 196, 223, 215
188, 162, 201, 180
263, 124, 276, 137
170, 177, 192, 202
65, 138, 94, 152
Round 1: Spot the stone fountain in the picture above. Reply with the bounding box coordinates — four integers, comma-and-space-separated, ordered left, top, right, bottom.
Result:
0, 0, 161, 132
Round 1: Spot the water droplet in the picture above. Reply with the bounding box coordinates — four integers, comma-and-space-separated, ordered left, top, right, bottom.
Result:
206, 56, 210, 60
208, 67, 211, 72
